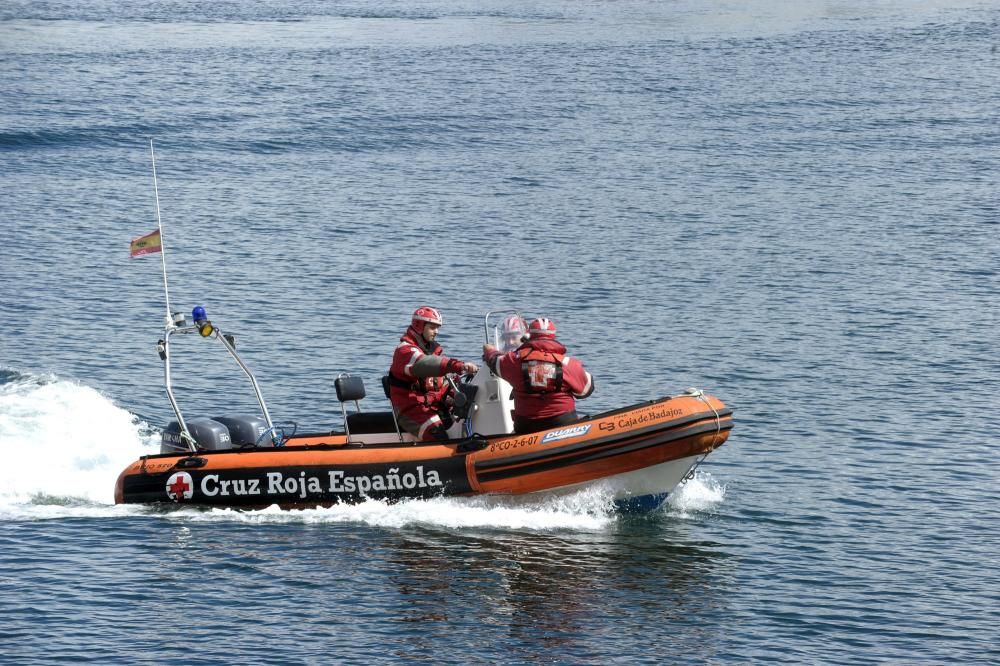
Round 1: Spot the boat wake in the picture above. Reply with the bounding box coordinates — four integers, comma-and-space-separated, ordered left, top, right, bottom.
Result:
160, 472, 727, 531
0, 369, 160, 519
0, 369, 725, 528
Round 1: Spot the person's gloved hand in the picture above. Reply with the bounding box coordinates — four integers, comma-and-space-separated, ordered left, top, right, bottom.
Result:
446, 359, 478, 376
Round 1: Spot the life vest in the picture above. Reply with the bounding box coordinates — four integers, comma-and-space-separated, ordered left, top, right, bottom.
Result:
385, 372, 443, 395
518, 347, 564, 393
390, 330, 444, 396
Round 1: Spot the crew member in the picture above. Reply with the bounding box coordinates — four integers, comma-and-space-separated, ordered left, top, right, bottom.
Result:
482, 317, 594, 434
499, 314, 528, 353
388, 306, 478, 441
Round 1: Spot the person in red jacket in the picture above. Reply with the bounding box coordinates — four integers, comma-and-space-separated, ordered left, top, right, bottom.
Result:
388, 306, 479, 441
482, 317, 594, 434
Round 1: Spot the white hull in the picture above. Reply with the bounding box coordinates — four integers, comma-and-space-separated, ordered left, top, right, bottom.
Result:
530, 454, 704, 510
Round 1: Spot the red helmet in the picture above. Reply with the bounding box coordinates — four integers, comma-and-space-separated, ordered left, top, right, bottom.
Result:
411, 306, 443, 334
528, 317, 557, 339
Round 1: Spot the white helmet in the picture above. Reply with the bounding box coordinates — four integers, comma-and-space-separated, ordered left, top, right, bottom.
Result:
500, 315, 527, 352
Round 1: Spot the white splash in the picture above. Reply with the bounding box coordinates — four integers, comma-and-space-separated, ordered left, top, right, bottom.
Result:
0, 373, 158, 515
666, 470, 727, 517
165, 486, 616, 532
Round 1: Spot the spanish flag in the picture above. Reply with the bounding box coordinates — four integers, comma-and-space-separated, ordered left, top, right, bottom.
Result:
130, 228, 162, 257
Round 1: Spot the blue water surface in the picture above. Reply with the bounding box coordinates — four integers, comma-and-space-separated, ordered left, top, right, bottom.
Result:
1, 1, 998, 663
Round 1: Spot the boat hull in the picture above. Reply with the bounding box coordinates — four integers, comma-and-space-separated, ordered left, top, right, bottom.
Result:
115, 393, 733, 511
552, 454, 708, 512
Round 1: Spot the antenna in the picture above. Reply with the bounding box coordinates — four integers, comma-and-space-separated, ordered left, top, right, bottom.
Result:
149, 139, 173, 324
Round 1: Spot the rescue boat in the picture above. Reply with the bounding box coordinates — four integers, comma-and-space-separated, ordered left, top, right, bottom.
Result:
115, 310, 733, 512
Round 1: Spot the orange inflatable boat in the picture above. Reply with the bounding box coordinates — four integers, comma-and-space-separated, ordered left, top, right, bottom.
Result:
115, 310, 733, 512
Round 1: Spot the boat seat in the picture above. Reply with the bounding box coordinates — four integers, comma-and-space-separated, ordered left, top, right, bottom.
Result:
335, 374, 366, 403
346, 411, 399, 435
336, 374, 405, 443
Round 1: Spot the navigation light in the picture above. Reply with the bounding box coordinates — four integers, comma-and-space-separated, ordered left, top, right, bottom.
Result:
192, 306, 214, 337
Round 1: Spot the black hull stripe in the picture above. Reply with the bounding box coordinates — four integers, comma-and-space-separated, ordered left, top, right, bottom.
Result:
122, 458, 472, 505
477, 420, 732, 484
476, 408, 732, 472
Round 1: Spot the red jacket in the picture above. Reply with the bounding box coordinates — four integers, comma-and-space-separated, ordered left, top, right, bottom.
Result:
388, 327, 465, 413
483, 338, 594, 420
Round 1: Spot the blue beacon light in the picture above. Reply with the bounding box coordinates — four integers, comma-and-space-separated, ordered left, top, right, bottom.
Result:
192, 306, 213, 337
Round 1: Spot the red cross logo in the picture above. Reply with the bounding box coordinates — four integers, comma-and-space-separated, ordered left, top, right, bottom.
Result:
166, 472, 194, 501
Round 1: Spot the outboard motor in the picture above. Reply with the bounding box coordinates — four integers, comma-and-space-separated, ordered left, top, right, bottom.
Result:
213, 415, 271, 448
161, 417, 233, 454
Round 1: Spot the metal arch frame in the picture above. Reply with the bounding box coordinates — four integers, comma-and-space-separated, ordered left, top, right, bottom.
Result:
161, 321, 276, 452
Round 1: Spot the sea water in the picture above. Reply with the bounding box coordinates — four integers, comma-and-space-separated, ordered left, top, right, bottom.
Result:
1, 1, 998, 663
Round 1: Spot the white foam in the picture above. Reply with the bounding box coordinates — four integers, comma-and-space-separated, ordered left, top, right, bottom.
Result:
164, 486, 616, 532
666, 470, 727, 517
0, 374, 158, 511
